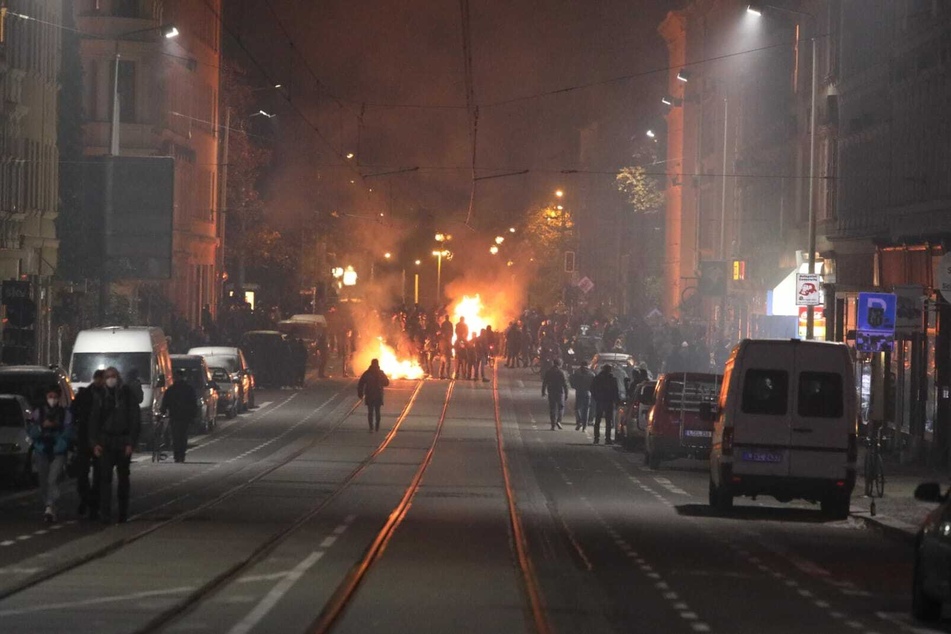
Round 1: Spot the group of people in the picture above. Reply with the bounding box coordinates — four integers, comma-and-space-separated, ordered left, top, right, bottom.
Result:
32, 367, 141, 524
542, 360, 622, 445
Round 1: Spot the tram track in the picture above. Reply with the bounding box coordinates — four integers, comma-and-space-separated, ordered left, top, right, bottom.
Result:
0, 381, 359, 604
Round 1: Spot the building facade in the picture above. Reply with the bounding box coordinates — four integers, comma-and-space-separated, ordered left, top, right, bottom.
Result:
659, 0, 837, 344
829, 0, 951, 461
75, 0, 221, 327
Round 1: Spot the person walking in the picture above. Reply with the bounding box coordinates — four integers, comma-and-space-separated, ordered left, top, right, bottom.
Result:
541, 359, 569, 430
72, 370, 104, 519
505, 322, 521, 368
591, 364, 620, 445
570, 361, 595, 431
161, 369, 199, 463
358, 359, 390, 432
89, 367, 141, 524
455, 316, 469, 344
29, 387, 73, 523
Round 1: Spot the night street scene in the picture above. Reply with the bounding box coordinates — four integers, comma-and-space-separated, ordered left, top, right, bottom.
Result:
2, 0, 951, 632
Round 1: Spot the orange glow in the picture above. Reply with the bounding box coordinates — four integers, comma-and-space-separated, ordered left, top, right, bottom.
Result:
451, 294, 491, 341
375, 337, 425, 380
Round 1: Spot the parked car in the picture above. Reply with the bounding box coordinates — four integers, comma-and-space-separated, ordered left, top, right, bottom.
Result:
589, 352, 635, 402
170, 355, 218, 434
706, 339, 857, 518
69, 326, 172, 434
644, 372, 722, 469
617, 380, 657, 449
911, 482, 951, 622
188, 347, 255, 411
0, 394, 34, 485
0, 365, 74, 411
239, 331, 294, 388
0, 366, 74, 485
209, 367, 239, 419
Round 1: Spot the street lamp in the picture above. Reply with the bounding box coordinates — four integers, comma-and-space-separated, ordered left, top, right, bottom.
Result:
509, 227, 516, 233
432, 249, 451, 303
489, 245, 499, 255
676, 70, 691, 83
384, 252, 392, 259
495, 236, 504, 245
555, 189, 564, 198
749, 2, 819, 339
646, 129, 656, 139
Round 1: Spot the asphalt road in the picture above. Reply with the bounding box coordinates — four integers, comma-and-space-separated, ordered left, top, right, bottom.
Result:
0, 366, 939, 634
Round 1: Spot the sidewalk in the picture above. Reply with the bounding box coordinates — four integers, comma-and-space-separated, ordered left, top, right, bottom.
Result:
850, 449, 951, 542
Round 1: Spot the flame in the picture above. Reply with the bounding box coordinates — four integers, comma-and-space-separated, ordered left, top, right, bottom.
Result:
375, 338, 425, 380
451, 294, 489, 341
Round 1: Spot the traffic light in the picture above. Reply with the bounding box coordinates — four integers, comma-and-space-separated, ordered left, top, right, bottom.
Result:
564, 251, 576, 273
699, 260, 729, 296
1, 280, 35, 364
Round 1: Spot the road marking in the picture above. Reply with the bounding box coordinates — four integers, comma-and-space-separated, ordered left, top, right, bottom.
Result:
237, 572, 291, 584
255, 401, 273, 410
15, 535, 30, 541
0, 540, 15, 546
228, 551, 324, 634
0, 567, 42, 575
0, 586, 195, 616
320, 536, 337, 548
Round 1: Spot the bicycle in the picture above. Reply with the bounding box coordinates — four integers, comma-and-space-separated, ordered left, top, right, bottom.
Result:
151, 415, 171, 463
864, 424, 885, 512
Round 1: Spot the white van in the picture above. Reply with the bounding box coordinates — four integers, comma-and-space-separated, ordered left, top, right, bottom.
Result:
69, 327, 173, 427
707, 339, 857, 518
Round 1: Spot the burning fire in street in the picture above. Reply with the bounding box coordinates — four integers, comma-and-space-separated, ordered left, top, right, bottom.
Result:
451, 294, 489, 341
374, 337, 425, 380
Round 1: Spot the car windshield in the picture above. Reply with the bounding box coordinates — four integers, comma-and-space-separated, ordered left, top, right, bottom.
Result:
0, 399, 25, 427
202, 355, 239, 373
174, 365, 207, 390
71, 352, 152, 384
0, 375, 61, 408
210, 368, 232, 383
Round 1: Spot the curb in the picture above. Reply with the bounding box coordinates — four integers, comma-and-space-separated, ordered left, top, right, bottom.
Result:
850, 505, 917, 544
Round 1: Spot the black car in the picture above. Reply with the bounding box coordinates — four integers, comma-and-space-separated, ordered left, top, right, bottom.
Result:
239, 331, 294, 388
0, 365, 74, 411
912, 482, 951, 621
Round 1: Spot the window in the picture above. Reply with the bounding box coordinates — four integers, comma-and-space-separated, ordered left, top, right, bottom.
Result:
798, 372, 844, 418
741, 369, 788, 415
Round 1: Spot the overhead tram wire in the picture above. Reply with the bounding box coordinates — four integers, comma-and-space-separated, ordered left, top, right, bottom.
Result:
199, 0, 366, 186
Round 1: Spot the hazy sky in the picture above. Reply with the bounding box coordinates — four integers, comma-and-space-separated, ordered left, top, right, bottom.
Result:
225, 0, 677, 247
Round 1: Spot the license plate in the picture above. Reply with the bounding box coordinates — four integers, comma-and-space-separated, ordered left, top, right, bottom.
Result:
683, 430, 712, 438
741, 450, 783, 463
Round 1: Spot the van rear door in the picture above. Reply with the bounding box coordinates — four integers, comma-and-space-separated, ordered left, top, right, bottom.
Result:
789, 345, 851, 480
732, 342, 793, 478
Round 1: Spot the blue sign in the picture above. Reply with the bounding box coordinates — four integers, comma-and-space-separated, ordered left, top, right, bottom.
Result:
857, 292, 897, 334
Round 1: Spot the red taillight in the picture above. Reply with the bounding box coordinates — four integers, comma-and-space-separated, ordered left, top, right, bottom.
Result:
846, 433, 857, 463
722, 427, 734, 456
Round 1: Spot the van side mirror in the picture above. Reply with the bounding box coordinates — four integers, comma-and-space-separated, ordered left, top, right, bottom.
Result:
699, 402, 718, 422
915, 482, 947, 503
156, 374, 166, 388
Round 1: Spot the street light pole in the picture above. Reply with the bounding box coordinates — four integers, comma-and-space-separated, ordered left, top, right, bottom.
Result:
805, 34, 818, 340
748, 3, 819, 339
436, 251, 443, 303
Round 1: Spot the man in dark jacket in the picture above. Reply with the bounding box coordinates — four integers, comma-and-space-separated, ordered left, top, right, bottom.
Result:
89, 367, 141, 523
541, 359, 569, 430
570, 361, 596, 432
72, 370, 104, 519
358, 359, 390, 432
591, 364, 620, 445
161, 369, 199, 463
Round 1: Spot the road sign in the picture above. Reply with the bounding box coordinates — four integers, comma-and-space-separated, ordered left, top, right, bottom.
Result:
796, 273, 822, 306
894, 285, 924, 334
576, 276, 594, 294
937, 253, 951, 301
857, 292, 897, 333
856, 292, 896, 352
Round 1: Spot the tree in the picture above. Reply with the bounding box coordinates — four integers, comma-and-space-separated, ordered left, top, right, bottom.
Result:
521, 204, 577, 309
616, 143, 665, 215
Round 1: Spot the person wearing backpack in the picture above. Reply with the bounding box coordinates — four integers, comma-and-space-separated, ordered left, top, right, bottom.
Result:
29, 386, 74, 523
